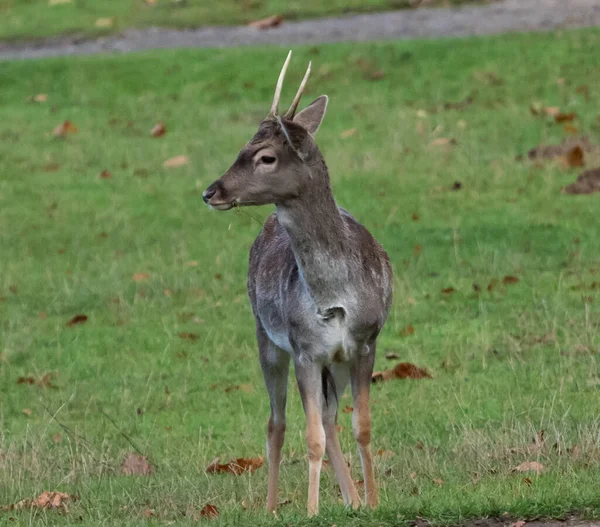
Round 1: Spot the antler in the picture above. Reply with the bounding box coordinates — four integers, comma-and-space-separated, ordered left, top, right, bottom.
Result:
284, 61, 312, 119
270, 50, 292, 116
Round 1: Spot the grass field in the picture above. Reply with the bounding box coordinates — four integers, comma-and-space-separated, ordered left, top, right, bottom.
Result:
0, 0, 479, 42
1, 29, 600, 526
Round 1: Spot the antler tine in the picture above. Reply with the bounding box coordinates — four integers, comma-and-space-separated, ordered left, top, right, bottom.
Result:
270, 50, 293, 116
284, 61, 312, 119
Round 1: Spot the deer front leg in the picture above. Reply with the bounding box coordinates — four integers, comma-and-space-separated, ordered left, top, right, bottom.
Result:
350, 343, 379, 508
295, 361, 326, 516
258, 329, 290, 513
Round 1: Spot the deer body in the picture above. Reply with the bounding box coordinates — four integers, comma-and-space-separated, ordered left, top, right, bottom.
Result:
203, 52, 393, 515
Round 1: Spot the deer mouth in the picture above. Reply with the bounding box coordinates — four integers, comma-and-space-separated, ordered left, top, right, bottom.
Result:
208, 201, 235, 211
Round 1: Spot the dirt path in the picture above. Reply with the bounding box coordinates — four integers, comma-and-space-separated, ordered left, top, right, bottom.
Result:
1, 0, 599, 61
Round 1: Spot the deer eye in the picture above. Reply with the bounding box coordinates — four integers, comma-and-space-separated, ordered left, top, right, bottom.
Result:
261, 155, 276, 165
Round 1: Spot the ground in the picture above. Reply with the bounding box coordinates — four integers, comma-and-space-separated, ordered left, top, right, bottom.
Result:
0, 0, 478, 41
1, 25, 600, 527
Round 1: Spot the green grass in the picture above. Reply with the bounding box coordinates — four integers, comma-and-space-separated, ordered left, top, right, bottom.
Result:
0, 0, 480, 42
1, 29, 600, 526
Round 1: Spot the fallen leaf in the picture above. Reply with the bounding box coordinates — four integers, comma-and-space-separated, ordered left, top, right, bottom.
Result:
151, 122, 166, 138
441, 287, 455, 295
143, 508, 156, 518
200, 503, 219, 518
487, 279, 498, 292
433, 478, 444, 486
564, 124, 578, 134
410, 471, 417, 480
555, 112, 577, 123
523, 477, 532, 487
22, 408, 33, 416
163, 155, 189, 168
52, 120, 78, 137
32, 94, 48, 103
564, 167, 600, 195
184, 260, 199, 267
443, 94, 474, 111
512, 461, 545, 474
99, 169, 111, 179
451, 181, 462, 191
95, 17, 114, 28
413, 244, 422, 256
17, 373, 55, 389
52, 433, 62, 444
248, 14, 283, 29
385, 351, 400, 360
178, 332, 198, 341
372, 362, 432, 383
2, 491, 74, 512
400, 324, 415, 336
341, 128, 357, 139
512, 521, 526, 527
121, 452, 154, 476
503, 276, 520, 285
544, 106, 560, 117
526, 136, 598, 161
43, 162, 60, 172
206, 456, 264, 475
133, 272, 149, 282
376, 449, 395, 457
411, 212, 420, 221
562, 146, 585, 168
430, 137, 456, 146
48, 0, 72, 5
342, 406, 353, 413
66, 314, 88, 327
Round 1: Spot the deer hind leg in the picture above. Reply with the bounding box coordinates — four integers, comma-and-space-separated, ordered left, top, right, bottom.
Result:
321, 364, 360, 508
350, 342, 379, 508
258, 328, 290, 513
295, 360, 327, 516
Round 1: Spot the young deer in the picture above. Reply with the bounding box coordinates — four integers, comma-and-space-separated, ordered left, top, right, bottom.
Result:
203, 51, 393, 516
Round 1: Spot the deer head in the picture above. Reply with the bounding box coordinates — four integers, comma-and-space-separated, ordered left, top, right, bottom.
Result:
203, 51, 328, 210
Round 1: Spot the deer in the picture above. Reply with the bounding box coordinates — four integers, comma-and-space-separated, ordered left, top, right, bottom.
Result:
202, 51, 393, 516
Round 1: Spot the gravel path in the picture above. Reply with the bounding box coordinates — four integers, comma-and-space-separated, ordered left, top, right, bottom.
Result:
1, 0, 599, 61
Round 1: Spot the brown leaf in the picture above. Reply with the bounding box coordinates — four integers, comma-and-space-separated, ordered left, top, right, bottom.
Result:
503, 276, 520, 285
512, 461, 545, 474
206, 456, 264, 475
413, 244, 422, 256
452, 181, 463, 191
151, 122, 166, 138
52, 433, 62, 444
17, 373, 56, 389
512, 521, 526, 527
342, 406, 353, 413
178, 332, 198, 341
52, 120, 78, 137
200, 503, 219, 518
430, 137, 456, 146
411, 212, 420, 221
555, 112, 577, 123
433, 477, 444, 486
372, 362, 432, 383
22, 408, 32, 416
564, 167, 600, 195
32, 93, 48, 103
248, 14, 283, 29
523, 478, 532, 487
376, 449, 395, 457
99, 169, 111, 179
44, 162, 61, 172
163, 155, 189, 168
143, 508, 156, 518
562, 146, 585, 168
133, 272, 149, 282
121, 452, 154, 476
441, 287, 455, 295
66, 314, 88, 327
341, 128, 357, 139
564, 124, 579, 134
385, 351, 400, 360
2, 491, 74, 512
487, 279, 498, 292
95, 17, 114, 28
400, 324, 415, 336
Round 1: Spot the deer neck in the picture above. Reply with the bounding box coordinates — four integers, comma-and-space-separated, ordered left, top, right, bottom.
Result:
275, 166, 350, 308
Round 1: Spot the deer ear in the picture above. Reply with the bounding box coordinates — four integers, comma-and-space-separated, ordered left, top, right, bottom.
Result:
293, 95, 328, 135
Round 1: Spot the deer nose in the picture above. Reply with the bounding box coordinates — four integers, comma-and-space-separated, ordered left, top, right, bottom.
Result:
202, 187, 217, 204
